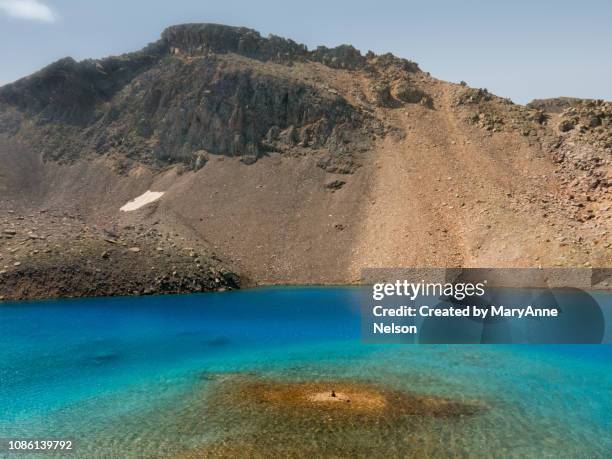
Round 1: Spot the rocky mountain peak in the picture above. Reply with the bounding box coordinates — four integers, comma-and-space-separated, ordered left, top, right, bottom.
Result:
161, 23, 307, 61
159, 22, 369, 69
2, 23, 409, 169
158, 23, 418, 72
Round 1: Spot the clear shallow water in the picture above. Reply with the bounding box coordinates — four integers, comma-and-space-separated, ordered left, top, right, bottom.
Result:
0, 287, 610, 458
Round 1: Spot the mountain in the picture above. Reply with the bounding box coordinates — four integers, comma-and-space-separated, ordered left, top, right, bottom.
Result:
0, 23, 610, 300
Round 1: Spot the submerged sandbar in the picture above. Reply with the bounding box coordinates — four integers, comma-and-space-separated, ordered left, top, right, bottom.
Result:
175, 374, 485, 458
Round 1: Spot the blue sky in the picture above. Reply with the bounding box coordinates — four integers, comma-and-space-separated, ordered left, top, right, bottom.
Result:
0, 0, 610, 104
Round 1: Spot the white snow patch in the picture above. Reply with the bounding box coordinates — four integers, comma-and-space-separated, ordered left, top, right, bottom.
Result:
120, 190, 165, 212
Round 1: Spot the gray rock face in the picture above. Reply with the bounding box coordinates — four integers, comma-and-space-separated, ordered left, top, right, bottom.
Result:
161, 24, 371, 70
126, 57, 366, 162
161, 23, 309, 63
0, 23, 394, 169
0, 53, 161, 125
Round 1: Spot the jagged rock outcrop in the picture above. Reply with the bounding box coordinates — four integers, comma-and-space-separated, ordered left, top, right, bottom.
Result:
527, 97, 584, 114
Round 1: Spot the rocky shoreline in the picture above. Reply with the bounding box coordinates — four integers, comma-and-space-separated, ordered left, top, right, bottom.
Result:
0, 207, 242, 301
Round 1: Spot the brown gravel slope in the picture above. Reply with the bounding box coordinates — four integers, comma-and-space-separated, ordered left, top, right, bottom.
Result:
352, 80, 611, 276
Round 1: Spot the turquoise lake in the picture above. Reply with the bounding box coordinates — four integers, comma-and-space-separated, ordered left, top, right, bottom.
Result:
1, 287, 611, 458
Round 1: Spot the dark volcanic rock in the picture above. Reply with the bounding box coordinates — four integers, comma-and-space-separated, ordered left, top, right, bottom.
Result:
325, 179, 346, 190
559, 119, 575, 132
